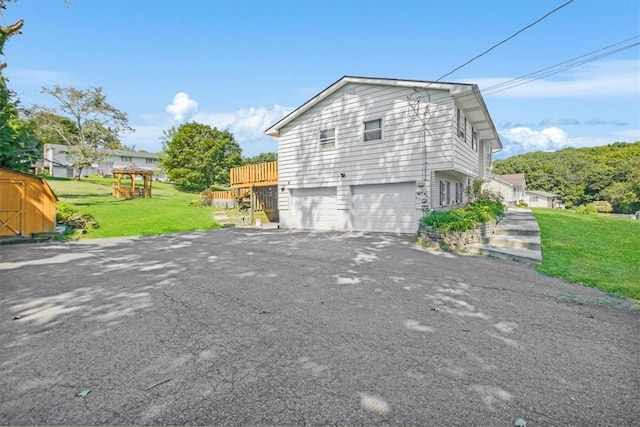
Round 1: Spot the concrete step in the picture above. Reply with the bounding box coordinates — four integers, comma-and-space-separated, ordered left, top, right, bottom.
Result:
482, 234, 541, 250
493, 227, 540, 236
470, 244, 542, 264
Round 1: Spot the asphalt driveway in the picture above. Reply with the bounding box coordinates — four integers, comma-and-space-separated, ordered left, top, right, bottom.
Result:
1, 228, 638, 426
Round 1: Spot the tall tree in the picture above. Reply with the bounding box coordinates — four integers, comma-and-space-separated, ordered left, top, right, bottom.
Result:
33, 86, 133, 179
244, 152, 277, 165
161, 122, 243, 187
0, 1, 40, 172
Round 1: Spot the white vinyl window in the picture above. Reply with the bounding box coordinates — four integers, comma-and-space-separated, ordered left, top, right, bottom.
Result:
455, 182, 463, 203
440, 180, 451, 206
456, 108, 465, 139
121, 156, 132, 162
471, 128, 478, 151
363, 118, 382, 142
320, 128, 336, 150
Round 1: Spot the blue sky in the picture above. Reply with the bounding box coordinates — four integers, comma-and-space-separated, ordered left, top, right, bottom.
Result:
3, 0, 639, 159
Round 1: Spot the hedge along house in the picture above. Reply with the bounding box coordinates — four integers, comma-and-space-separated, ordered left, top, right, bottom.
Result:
0, 168, 58, 237
265, 76, 502, 233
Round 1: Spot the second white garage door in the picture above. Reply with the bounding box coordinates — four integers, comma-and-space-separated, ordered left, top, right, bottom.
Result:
290, 187, 337, 230
351, 182, 418, 233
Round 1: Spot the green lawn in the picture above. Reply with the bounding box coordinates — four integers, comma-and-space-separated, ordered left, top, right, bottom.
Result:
533, 208, 640, 300
46, 176, 222, 238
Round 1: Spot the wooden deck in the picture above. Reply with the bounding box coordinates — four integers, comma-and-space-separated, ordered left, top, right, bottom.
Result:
230, 161, 278, 189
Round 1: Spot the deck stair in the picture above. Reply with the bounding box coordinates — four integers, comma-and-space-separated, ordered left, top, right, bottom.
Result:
471, 208, 543, 264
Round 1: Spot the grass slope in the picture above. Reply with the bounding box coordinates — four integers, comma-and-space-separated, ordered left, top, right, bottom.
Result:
533, 209, 640, 299
47, 176, 221, 238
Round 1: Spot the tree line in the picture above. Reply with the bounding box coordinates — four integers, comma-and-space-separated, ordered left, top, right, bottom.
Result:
492, 141, 640, 213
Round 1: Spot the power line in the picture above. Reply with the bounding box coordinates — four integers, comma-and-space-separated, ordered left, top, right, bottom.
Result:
434, 0, 576, 83
482, 35, 640, 95
409, 35, 639, 109
483, 41, 640, 95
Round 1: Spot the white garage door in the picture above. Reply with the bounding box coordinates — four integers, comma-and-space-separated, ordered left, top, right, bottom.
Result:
290, 187, 337, 230
352, 182, 418, 233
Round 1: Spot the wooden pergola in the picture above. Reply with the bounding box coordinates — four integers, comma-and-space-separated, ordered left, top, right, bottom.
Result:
112, 168, 153, 199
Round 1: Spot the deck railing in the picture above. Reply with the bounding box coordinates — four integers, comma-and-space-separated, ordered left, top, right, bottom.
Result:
230, 161, 278, 188
201, 190, 239, 200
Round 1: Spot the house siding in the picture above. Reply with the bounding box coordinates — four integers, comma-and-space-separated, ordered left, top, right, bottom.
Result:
278, 83, 430, 229
271, 77, 502, 232
44, 144, 165, 180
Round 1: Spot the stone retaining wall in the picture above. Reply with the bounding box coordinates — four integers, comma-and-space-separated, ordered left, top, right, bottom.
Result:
416, 220, 496, 252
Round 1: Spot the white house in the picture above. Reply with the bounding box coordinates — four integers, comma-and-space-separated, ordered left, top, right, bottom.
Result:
43, 143, 165, 180
526, 190, 561, 208
265, 76, 502, 233
487, 173, 527, 206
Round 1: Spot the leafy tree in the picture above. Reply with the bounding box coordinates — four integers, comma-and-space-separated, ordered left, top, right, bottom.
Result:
161, 122, 243, 187
0, 2, 40, 172
493, 141, 640, 212
33, 86, 133, 179
244, 152, 277, 164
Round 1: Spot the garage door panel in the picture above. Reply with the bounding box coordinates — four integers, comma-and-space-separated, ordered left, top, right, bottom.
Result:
352, 182, 417, 233
290, 187, 337, 230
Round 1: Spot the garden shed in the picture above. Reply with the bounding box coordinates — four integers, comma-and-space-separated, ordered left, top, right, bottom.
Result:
0, 168, 58, 237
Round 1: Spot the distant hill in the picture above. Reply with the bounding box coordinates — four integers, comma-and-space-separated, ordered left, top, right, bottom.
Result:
492, 141, 640, 213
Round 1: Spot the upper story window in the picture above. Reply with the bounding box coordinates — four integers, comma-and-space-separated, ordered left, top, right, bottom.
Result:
145, 158, 157, 164
121, 156, 132, 162
471, 128, 478, 151
320, 128, 336, 150
456, 108, 465, 139
363, 118, 382, 142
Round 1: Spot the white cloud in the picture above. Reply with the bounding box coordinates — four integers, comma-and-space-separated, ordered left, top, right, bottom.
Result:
192, 104, 292, 143
166, 92, 199, 121
124, 103, 291, 157
500, 126, 569, 152
470, 60, 640, 98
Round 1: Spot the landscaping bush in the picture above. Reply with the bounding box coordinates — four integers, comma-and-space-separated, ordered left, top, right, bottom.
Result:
591, 200, 613, 213
56, 201, 99, 230
422, 200, 504, 232
575, 204, 598, 215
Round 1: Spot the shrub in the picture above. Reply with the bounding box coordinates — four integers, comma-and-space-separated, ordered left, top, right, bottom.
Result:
422, 200, 504, 232
515, 200, 529, 208
591, 200, 613, 213
575, 204, 598, 215
56, 201, 99, 230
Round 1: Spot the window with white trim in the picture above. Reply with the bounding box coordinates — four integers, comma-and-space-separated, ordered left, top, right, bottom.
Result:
471, 128, 478, 151
456, 108, 464, 139
121, 156, 132, 162
363, 118, 382, 142
440, 180, 452, 206
320, 128, 336, 150
455, 182, 463, 203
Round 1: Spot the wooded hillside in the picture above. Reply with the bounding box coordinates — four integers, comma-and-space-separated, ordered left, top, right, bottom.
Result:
492, 141, 640, 213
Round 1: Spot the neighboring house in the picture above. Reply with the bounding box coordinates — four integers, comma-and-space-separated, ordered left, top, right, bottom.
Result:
0, 167, 58, 237
43, 143, 166, 180
526, 190, 562, 208
265, 76, 502, 233
487, 173, 527, 206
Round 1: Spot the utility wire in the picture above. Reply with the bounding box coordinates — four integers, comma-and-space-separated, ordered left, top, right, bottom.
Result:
484, 42, 640, 95
410, 35, 639, 109
434, 0, 576, 83
482, 35, 640, 95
